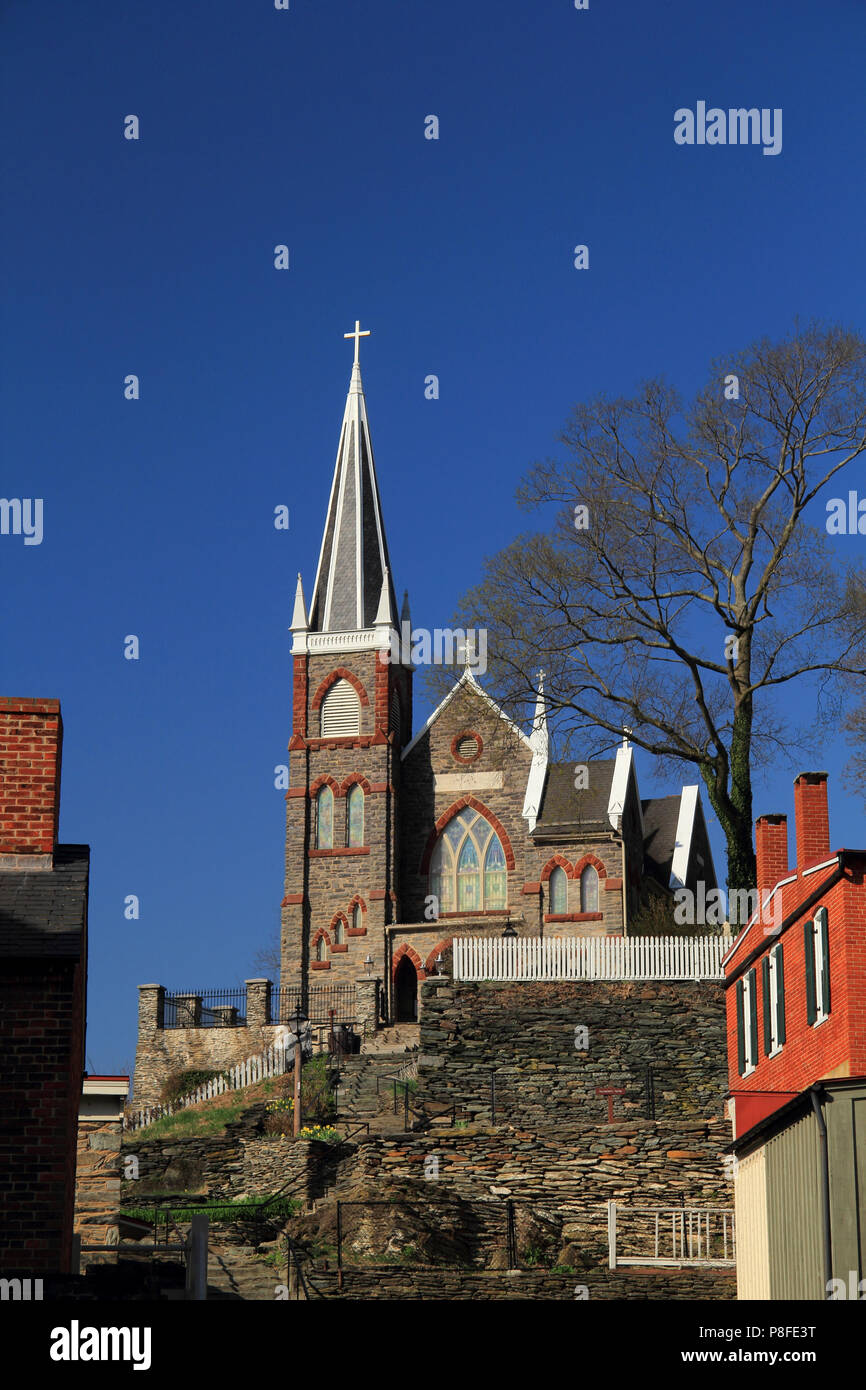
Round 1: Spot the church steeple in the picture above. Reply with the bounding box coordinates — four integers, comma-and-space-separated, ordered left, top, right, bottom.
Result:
308, 322, 397, 633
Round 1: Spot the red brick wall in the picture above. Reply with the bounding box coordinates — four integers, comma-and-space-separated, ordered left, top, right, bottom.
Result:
0, 697, 63, 855
0, 958, 85, 1273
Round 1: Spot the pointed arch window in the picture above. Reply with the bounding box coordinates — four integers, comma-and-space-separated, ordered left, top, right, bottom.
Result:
321, 679, 361, 737
316, 786, 334, 849
346, 784, 364, 847
429, 808, 507, 914
549, 865, 568, 915
352, 902, 363, 932
580, 865, 599, 913
334, 918, 345, 945
315, 935, 326, 961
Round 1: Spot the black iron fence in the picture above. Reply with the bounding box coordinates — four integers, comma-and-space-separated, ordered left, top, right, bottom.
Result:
270, 984, 355, 1027
164, 989, 247, 1029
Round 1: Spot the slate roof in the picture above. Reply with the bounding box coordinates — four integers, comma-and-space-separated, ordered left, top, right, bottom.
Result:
533, 760, 617, 834
641, 795, 682, 888
308, 362, 397, 633
0, 844, 89, 958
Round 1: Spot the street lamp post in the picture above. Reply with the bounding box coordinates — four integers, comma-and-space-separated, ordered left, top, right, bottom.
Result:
288, 1007, 307, 1137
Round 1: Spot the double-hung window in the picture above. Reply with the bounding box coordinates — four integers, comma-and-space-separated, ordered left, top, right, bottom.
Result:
805, 907, 830, 1025
761, 943, 786, 1056
736, 967, 759, 1076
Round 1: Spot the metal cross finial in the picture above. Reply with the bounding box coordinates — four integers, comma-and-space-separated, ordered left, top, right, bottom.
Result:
344, 319, 371, 365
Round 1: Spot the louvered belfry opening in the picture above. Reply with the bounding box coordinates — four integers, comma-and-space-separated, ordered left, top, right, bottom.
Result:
456, 735, 477, 760
320, 678, 362, 737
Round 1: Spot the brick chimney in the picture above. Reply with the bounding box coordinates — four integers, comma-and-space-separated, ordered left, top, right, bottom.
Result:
0, 697, 63, 868
755, 813, 788, 897
793, 772, 830, 871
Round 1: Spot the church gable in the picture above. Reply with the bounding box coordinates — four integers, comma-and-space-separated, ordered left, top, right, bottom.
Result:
398, 676, 535, 924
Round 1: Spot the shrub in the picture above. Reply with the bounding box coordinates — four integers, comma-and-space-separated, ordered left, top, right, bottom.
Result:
159, 1068, 229, 1106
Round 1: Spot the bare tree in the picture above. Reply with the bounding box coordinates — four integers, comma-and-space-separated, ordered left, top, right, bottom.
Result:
445, 323, 866, 894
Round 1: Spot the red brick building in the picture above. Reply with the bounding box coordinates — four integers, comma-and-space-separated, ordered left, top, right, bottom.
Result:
724, 771, 866, 1140
281, 341, 716, 1020
723, 773, 866, 1298
0, 697, 89, 1275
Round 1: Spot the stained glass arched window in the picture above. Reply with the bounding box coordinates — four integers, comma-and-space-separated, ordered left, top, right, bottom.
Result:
316, 786, 334, 849
550, 865, 568, 915
429, 808, 507, 914
346, 784, 364, 847
580, 865, 599, 913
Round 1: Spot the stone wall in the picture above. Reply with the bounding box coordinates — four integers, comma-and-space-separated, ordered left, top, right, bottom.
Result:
321, 1266, 736, 1300
75, 1117, 122, 1266
121, 1124, 346, 1208
133, 979, 286, 1106
417, 978, 727, 1123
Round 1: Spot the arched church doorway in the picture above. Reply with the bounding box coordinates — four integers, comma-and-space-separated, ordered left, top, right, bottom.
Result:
394, 955, 418, 1022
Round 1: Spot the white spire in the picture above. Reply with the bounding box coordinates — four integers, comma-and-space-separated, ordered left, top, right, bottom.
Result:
308, 322, 397, 633
289, 573, 309, 631
522, 668, 550, 832
374, 567, 395, 627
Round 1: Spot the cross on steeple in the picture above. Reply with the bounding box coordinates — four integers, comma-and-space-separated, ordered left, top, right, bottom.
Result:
344, 319, 371, 366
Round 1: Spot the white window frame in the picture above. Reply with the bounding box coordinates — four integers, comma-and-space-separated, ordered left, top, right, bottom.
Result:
767, 944, 783, 1057
813, 908, 830, 1024
743, 970, 757, 1074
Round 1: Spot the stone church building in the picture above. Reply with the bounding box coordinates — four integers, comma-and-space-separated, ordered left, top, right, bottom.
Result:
280, 334, 716, 1024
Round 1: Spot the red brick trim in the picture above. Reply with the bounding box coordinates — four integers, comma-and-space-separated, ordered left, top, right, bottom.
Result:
603, 877, 623, 892
309, 847, 371, 857
392, 942, 426, 982
346, 927, 368, 937
286, 788, 306, 799
451, 731, 483, 765
288, 733, 306, 751
340, 774, 372, 795
370, 782, 392, 793
574, 854, 607, 879
311, 667, 370, 712
311, 960, 331, 970
424, 939, 454, 972
306, 737, 375, 750
522, 882, 541, 894
541, 855, 574, 883
282, 893, 304, 905
369, 890, 387, 900
330, 944, 348, 954
310, 773, 342, 797
544, 912, 604, 923
329, 911, 349, 934
292, 657, 308, 738
311, 927, 332, 965
420, 797, 517, 874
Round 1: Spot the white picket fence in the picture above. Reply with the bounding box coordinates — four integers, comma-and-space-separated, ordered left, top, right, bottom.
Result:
452, 934, 727, 982
124, 1040, 294, 1133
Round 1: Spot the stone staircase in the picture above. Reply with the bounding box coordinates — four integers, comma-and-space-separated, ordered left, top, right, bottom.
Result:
360, 1023, 420, 1055
333, 1054, 417, 1136
206, 1241, 286, 1301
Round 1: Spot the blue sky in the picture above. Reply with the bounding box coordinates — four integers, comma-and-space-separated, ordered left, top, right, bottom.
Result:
2, 0, 865, 1072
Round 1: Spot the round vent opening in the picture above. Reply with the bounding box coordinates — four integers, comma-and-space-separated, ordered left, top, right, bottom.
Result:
453, 732, 482, 764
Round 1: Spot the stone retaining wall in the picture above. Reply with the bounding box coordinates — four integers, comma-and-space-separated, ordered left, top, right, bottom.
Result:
323, 1266, 736, 1300
418, 978, 727, 1123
